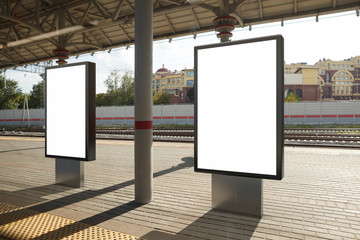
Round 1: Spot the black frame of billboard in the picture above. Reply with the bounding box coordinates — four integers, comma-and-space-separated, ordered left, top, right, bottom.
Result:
45, 61, 96, 161
194, 35, 284, 180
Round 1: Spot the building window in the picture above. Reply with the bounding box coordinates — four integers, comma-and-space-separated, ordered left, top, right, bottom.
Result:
327, 63, 330, 69
326, 87, 331, 98
295, 89, 302, 99
326, 73, 330, 83
186, 80, 194, 87
285, 89, 293, 98
186, 71, 194, 77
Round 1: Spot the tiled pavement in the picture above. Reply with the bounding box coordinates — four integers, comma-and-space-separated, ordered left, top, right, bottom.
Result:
0, 136, 359, 240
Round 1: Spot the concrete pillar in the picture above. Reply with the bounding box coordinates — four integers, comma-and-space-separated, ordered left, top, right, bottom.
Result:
134, 0, 153, 204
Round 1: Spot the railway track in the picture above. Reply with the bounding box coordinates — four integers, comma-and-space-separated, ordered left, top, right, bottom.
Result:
1, 127, 360, 147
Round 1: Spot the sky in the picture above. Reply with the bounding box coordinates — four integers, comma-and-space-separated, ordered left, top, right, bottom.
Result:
3, 10, 360, 94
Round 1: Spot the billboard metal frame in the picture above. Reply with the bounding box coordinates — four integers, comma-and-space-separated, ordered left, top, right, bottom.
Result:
45, 61, 96, 161
194, 35, 284, 180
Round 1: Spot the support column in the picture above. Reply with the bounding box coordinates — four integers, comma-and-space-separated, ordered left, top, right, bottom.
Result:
134, 0, 153, 204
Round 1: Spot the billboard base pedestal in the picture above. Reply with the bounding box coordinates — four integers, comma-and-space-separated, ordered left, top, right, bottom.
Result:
212, 174, 262, 217
55, 158, 84, 188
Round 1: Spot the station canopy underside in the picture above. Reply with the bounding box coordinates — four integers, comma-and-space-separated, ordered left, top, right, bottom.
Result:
0, 0, 359, 69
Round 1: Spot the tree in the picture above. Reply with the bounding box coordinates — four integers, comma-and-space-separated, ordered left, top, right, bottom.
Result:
117, 70, 135, 105
28, 80, 45, 109
0, 74, 23, 110
187, 88, 194, 103
285, 92, 300, 102
104, 69, 122, 92
97, 69, 135, 106
153, 91, 171, 105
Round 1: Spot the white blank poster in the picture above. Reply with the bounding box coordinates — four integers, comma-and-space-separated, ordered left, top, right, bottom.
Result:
197, 39, 279, 177
46, 65, 86, 159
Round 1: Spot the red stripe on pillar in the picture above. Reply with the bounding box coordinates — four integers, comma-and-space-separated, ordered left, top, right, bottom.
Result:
135, 121, 153, 129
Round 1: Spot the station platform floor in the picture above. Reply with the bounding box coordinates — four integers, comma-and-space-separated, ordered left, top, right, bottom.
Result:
0, 136, 359, 240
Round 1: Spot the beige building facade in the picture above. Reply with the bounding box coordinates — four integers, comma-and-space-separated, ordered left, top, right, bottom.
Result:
285, 56, 360, 101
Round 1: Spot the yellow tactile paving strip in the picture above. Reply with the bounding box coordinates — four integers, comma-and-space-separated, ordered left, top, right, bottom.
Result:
0, 202, 142, 240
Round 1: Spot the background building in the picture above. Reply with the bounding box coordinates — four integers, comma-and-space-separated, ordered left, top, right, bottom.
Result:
285, 56, 360, 101
153, 65, 194, 104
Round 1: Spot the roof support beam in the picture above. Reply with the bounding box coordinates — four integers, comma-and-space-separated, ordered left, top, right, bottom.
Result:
36, 0, 40, 27
11, 0, 24, 16
230, 11, 244, 27
24, 47, 38, 59
65, 42, 102, 49
294, 0, 298, 14
1, 52, 18, 64
12, 27, 22, 40
125, 0, 134, 13
199, 3, 219, 16
50, 12, 58, 31
93, 1, 109, 19
0, 13, 58, 46
80, 2, 92, 25
112, 0, 124, 21
0, 0, 94, 30
153, 0, 161, 9
190, 7, 200, 30
118, 24, 131, 42
164, 13, 175, 33
40, 11, 52, 30
259, 0, 263, 19
163, 0, 182, 5
99, 29, 112, 45
218, 0, 229, 16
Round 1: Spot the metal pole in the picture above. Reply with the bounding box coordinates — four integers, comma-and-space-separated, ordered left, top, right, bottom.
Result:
4, 69, 6, 89
134, 0, 153, 204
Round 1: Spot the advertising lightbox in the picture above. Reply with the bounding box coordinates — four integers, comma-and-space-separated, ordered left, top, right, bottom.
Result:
45, 62, 96, 161
195, 35, 284, 180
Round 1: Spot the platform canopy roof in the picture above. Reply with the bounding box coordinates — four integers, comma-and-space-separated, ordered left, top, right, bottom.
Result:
0, 0, 359, 69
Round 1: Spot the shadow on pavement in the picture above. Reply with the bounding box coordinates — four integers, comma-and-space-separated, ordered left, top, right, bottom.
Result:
0, 156, 195, 239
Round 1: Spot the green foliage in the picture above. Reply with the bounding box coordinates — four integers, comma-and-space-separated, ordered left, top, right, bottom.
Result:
187, 88, 194, 102
104, 69, 122, 92
96, 70, 135, 106
285, 92, 301, 102
28, 80, 45, 109
153, 91, 171, 105
0, 75, 23, 110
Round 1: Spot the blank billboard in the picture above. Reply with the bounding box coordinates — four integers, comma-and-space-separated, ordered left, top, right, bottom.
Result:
46, 62, 95, 161
195, 35, 284, 180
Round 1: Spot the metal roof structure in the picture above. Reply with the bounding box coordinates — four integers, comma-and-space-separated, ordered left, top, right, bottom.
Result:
0, 0, 359, 69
